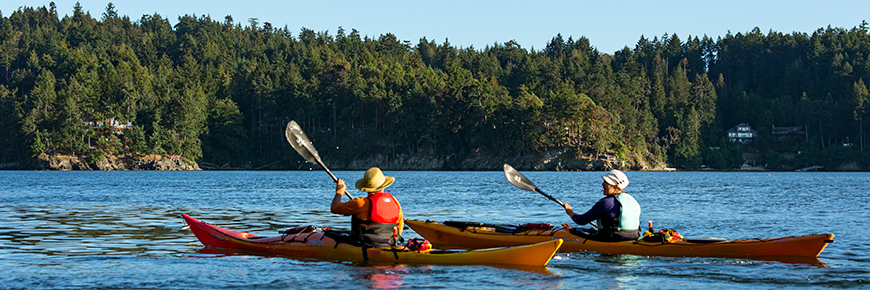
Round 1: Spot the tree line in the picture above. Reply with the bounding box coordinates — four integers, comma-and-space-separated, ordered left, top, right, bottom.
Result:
1, 3, 868, 170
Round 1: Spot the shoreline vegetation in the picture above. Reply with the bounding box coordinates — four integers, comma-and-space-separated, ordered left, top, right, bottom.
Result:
2, 4, 870, 172
7, 151, 856, 171
13, 149, 658, 171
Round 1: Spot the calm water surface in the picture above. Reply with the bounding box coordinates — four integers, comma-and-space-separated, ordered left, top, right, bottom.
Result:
1, 170, 868, 289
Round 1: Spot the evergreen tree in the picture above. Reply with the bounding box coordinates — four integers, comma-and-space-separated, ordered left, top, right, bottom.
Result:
4, 3, 870, 170
853, 79, 869, 152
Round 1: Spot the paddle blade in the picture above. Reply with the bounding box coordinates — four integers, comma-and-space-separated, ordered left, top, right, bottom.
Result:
503, 164, 537, 191
284, 120, 343, 193
285, 120, 322, 165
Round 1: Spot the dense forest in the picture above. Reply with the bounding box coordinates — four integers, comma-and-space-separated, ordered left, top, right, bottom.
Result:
1, 3, 869, 170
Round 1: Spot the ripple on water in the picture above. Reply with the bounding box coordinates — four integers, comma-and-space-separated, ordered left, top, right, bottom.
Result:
0, 171, 868, 289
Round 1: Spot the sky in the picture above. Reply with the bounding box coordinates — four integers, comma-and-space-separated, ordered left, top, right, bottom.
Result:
2, 0, 869, 53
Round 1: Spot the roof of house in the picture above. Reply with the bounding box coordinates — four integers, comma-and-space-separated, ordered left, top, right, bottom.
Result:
726, 123, 757, 134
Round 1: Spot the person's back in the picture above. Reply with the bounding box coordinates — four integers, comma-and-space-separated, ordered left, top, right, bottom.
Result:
331, 167, 404, 247
562, 170, 641, 242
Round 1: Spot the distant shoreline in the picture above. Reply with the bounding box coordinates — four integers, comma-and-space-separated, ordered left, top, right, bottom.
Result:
10, 153, 201, 171
6, 152, 859, 172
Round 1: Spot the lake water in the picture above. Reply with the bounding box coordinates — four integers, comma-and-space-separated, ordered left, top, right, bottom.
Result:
0, 170, 868, 289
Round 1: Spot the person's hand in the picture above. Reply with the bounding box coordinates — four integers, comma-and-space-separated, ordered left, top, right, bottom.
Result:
563, 202, 574, 216
335, 179, 347, 196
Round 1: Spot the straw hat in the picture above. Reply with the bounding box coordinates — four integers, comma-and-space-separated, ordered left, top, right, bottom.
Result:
355, 167, 395, 192
602, 170, 629, 190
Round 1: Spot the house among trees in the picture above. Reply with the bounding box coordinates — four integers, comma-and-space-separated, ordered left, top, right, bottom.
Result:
726, 123, 757, 143
771, 125, 807, 141
82, 114, 132, 135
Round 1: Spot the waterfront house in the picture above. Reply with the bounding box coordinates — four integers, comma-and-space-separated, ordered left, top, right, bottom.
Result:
82, 114, 132, 134
726, 123, 757, 143
771, 125, 806, 141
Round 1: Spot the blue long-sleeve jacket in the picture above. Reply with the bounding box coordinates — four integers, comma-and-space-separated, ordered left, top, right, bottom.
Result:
570, 196, 619, 226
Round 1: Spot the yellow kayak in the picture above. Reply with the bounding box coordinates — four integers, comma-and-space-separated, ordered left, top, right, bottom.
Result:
405, 219, 833, 259
181, 213, 562, 267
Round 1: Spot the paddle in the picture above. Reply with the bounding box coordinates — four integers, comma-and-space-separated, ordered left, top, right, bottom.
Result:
284, 120, 353, 199
503, 164, 598, 228
503, 164, 564, 206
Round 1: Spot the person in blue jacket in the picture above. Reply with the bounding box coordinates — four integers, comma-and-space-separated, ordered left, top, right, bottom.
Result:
562, 170, 641, 241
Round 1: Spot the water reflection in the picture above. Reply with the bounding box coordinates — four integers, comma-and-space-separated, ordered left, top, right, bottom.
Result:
750, 256, 828, 268
487, 264, 554, 275
359, 265, 409, 289
595, 254, 643, 289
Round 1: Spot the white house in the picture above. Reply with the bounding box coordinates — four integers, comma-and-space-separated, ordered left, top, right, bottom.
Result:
726, 123, 757, 143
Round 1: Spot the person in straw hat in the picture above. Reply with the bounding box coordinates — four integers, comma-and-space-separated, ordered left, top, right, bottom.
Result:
562, 169, 641, 241
331, 167, 404, 248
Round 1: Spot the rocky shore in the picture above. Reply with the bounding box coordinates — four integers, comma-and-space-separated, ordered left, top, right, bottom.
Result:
11, 147, 666, 171
301, 147, 667, 171
17, 153, 201, 171
10, 148, 864, 172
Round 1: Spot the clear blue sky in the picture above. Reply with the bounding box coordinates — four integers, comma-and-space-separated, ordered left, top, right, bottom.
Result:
2, 0, 869, 53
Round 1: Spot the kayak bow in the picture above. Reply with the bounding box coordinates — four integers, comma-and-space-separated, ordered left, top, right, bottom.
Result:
181, 214, 562, 267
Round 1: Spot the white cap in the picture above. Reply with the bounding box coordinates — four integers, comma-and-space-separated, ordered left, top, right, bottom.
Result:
602, 170, 629, 190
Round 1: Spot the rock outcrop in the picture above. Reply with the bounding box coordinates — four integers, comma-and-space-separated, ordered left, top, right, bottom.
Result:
14, 147, 664, 171
21, 153, 200, 171
318, 147, 666, 171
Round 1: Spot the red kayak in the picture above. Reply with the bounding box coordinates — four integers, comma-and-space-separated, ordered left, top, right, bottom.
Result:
181, 213, 562, 267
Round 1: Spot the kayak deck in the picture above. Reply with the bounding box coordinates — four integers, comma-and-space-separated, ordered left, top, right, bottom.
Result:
181, 214, 562, 267
405, 219, 834, 259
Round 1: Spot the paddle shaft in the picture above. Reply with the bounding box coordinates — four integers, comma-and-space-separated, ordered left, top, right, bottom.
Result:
313, 157, 354, 199
313, 158, 338, 183
534, 188, 564, 207
308, 147, 354, 199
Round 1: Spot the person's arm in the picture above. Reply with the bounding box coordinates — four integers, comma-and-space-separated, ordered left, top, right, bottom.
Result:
395, 198, 404, 235
569, 198, 615, 225
330, 179, 348, 214
563, 202, 577, 217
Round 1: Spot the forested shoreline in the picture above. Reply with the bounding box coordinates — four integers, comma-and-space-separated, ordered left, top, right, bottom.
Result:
1, 3, 869, 171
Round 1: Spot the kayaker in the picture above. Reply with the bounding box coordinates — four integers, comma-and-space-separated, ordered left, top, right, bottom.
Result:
331, 167, 404, 248
562, 169, 641, 242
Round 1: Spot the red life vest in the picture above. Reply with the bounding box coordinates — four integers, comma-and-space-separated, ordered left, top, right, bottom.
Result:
350, 192, 402, 248
368, 192, 400, 224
